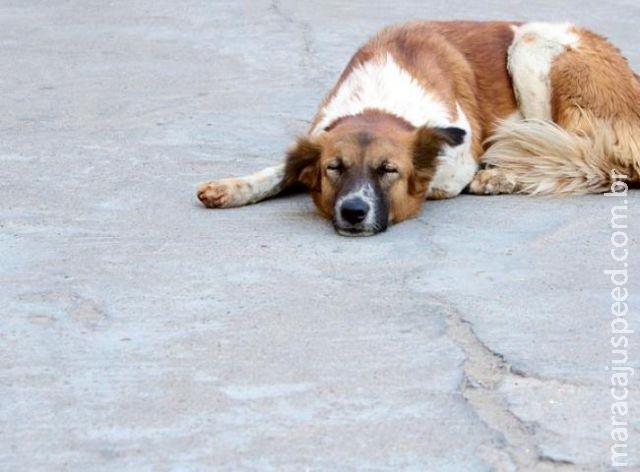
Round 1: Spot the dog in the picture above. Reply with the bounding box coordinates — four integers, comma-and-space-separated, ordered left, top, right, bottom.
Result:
197, 21, 640, 236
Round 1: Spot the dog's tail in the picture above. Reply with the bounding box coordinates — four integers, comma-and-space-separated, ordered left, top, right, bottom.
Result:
481, 118, 639, 194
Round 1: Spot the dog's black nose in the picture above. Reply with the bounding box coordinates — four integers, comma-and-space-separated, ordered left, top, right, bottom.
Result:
340, 197, 370, 224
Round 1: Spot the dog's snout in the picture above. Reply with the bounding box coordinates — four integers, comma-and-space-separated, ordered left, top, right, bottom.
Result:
340, 197, 370, 224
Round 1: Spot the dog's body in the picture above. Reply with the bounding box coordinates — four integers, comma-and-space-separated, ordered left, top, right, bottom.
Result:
198, 21, 640, 235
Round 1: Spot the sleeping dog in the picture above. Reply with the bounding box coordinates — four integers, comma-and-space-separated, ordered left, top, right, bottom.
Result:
197, 21, 640, 236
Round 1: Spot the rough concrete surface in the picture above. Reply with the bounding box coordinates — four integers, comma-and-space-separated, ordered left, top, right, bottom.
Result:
1, 1, 639, 470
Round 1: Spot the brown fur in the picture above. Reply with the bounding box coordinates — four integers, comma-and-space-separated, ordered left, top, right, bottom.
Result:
553, 27, 640, 181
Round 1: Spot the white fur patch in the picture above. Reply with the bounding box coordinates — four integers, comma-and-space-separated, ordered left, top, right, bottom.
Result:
217, 164, 285, 206
508, 22, 580, 120
428, 104, 477, 198
311, 54, 451, 135
240, 164, 286, 203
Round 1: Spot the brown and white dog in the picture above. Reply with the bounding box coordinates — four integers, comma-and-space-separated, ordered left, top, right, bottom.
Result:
197, 21, 640, 236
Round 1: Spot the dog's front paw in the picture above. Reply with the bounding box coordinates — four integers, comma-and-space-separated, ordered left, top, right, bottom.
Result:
468, 169, 517, 195
197, 181, 233, 208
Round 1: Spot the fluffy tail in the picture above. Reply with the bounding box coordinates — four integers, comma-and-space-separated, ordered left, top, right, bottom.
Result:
481, 118, 623, 195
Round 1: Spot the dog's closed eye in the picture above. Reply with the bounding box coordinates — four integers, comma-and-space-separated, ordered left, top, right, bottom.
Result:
326, 160, 346, 173
377, 162, 399, 175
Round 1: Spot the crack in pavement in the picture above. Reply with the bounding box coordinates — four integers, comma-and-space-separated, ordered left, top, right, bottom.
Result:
269, 0, 317, 72
434, 297, 579, 471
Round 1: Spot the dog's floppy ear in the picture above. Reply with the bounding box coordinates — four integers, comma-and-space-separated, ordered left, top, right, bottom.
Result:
435, 126, 466, 147
413, 126, 466, 173
410, 126, 466, 195
284, 137, 322, 190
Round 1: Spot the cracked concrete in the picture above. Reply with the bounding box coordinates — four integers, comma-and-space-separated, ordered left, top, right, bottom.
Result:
443, 300, 583, 471
1, 0, 639, 470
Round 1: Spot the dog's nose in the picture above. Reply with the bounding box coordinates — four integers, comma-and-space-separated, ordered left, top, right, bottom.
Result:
340, 197, 370, 224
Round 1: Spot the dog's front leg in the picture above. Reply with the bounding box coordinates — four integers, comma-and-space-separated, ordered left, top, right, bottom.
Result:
197, 164, 286, 208
467, 168, 518, 195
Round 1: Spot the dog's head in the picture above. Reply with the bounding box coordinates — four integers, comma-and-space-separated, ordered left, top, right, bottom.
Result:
284, 113, 465, 236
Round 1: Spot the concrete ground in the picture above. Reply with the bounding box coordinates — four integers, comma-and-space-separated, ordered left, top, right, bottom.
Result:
1, 1, 638, 470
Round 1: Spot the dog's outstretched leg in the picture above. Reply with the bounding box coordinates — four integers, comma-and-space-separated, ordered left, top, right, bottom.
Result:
197, 164, 286, 208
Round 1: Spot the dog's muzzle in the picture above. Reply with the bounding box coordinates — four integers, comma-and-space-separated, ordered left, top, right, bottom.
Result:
333, 190, 388, 237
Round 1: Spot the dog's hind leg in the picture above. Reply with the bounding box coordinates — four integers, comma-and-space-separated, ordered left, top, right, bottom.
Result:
475, 22, 640, 194
197, 164, 286, 208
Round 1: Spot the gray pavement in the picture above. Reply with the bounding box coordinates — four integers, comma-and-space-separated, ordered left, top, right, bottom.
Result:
1, 1, 639, 470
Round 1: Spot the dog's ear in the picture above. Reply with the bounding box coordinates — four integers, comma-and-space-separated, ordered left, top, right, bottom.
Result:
436, 126, 466, 147
413, 126, 466, 173
410, 126, 466, 195
284, 137, 322, 190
